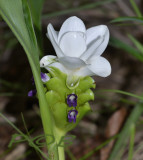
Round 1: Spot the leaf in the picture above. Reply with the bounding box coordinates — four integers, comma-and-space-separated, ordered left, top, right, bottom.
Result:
110, 37, 143, 62
100, 108, 127, 160
130, 0, 142, 17
128, 34, 143, 55
43, 0, 117, 18
107, 102, 143, 160
28, 0, 45, 56
96, 89, 143, 101
79, 135, 118, 160
0, 0, 58, 157
0, 0, 39, 67
0, 112, 49, 159
110, 16, 143, 24
127, 124, 135, 160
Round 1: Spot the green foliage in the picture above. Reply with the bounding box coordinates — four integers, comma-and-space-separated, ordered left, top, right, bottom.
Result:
0, 112, 49, 159
79, 135, 118, 160
97, 89, 143, 101
128, 124, 135, 160
130, 0, 142, 17
0, 0, 58, 158
110, 16, 143, 24
28, 0, 45, 56
43, 0, 117, 18
110, 37, 143, 62
128, 34, 143, 55
108, 102, 143, 160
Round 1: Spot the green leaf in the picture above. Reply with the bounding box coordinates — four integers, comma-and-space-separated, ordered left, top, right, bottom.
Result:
28, 0, 45, 56
0, 0, 58, 158
130, 0, 142, 17
79, 135, 118, 160
0, 112, 49, 159
96, 89, 143, 101
128, 124, 135, 160
108, 102, 143, 160
0, 0, 39, 67
128, 34, 143, 55
43, 0, 117, 18
110, 37, 143, 62
110, 16, 143, 24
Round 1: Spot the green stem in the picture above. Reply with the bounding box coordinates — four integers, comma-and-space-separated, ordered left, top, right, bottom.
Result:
58, 146, 65, 160
54, 127, 66, 160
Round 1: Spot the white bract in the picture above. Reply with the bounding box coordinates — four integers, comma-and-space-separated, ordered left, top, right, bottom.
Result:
40, 16, 111, 78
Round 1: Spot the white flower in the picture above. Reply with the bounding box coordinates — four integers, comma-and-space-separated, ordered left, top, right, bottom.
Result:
40, 16, 111, 78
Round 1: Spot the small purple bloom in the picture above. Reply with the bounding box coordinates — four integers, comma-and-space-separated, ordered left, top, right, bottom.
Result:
68, 110, 78, 123
40, 72, 50, 82
67, 94, 77, 107
28, 89, 37, 97
31, 72, 50, 85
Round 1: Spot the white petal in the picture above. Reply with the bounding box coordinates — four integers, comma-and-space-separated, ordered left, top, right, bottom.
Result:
59, 32, 86, 57
47, 23, 58, 43
40, 55, 57, 67
74, 66, 94, 77
59, 56, 86, 70
47, 24, 64, 58
49, 62, 68, 74
80, 25, 109, 61
87, 56, 111, 77
58, 16, 86, 42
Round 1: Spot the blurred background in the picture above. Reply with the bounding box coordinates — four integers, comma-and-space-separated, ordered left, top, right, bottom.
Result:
0, 0, 143, 159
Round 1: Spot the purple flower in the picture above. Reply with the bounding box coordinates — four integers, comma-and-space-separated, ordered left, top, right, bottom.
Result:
28, 89, 37, 97
31, 72, 50, 85
40, 72, 50, 82
68, 110, 78, 123
28, 72, 49, 97
67, 94, 77, 107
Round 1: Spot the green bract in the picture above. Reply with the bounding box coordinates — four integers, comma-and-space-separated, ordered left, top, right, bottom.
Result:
44, 67, 95, 133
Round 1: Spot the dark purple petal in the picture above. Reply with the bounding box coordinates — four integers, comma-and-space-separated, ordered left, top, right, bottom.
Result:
68, 110, 78, 123
67, 94, 77, 107
31, 72, 50, 85
40, 72, 50, 82
28, 89, 37, 97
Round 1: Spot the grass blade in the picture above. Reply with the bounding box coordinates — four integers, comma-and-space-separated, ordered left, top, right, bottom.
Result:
110, 37, 143, 62
79, 135, 118, 160
0, 112, 48, 159
28, 0, 45, 56
110, 16, 143, 24
107, 102, 143, 160
43, 0, 116, 19
130, 0, 142, 17
128, 124, 135, 160
96, 89, 143, 101
128, 34, 143, 55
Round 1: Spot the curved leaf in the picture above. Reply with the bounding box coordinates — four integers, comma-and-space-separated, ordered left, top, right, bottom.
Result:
110, 16, 143, 24
28, 0, 45, 56
0, 0, 58, 158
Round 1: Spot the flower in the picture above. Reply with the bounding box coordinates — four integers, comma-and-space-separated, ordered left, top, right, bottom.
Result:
28, 89, 37, 97
31, 72, 50, 85
67, 94, 77, 107
28, 72, 50, 97
40, 72, 50, 82
68, 110, 78, 123
40, 16, 111, 78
